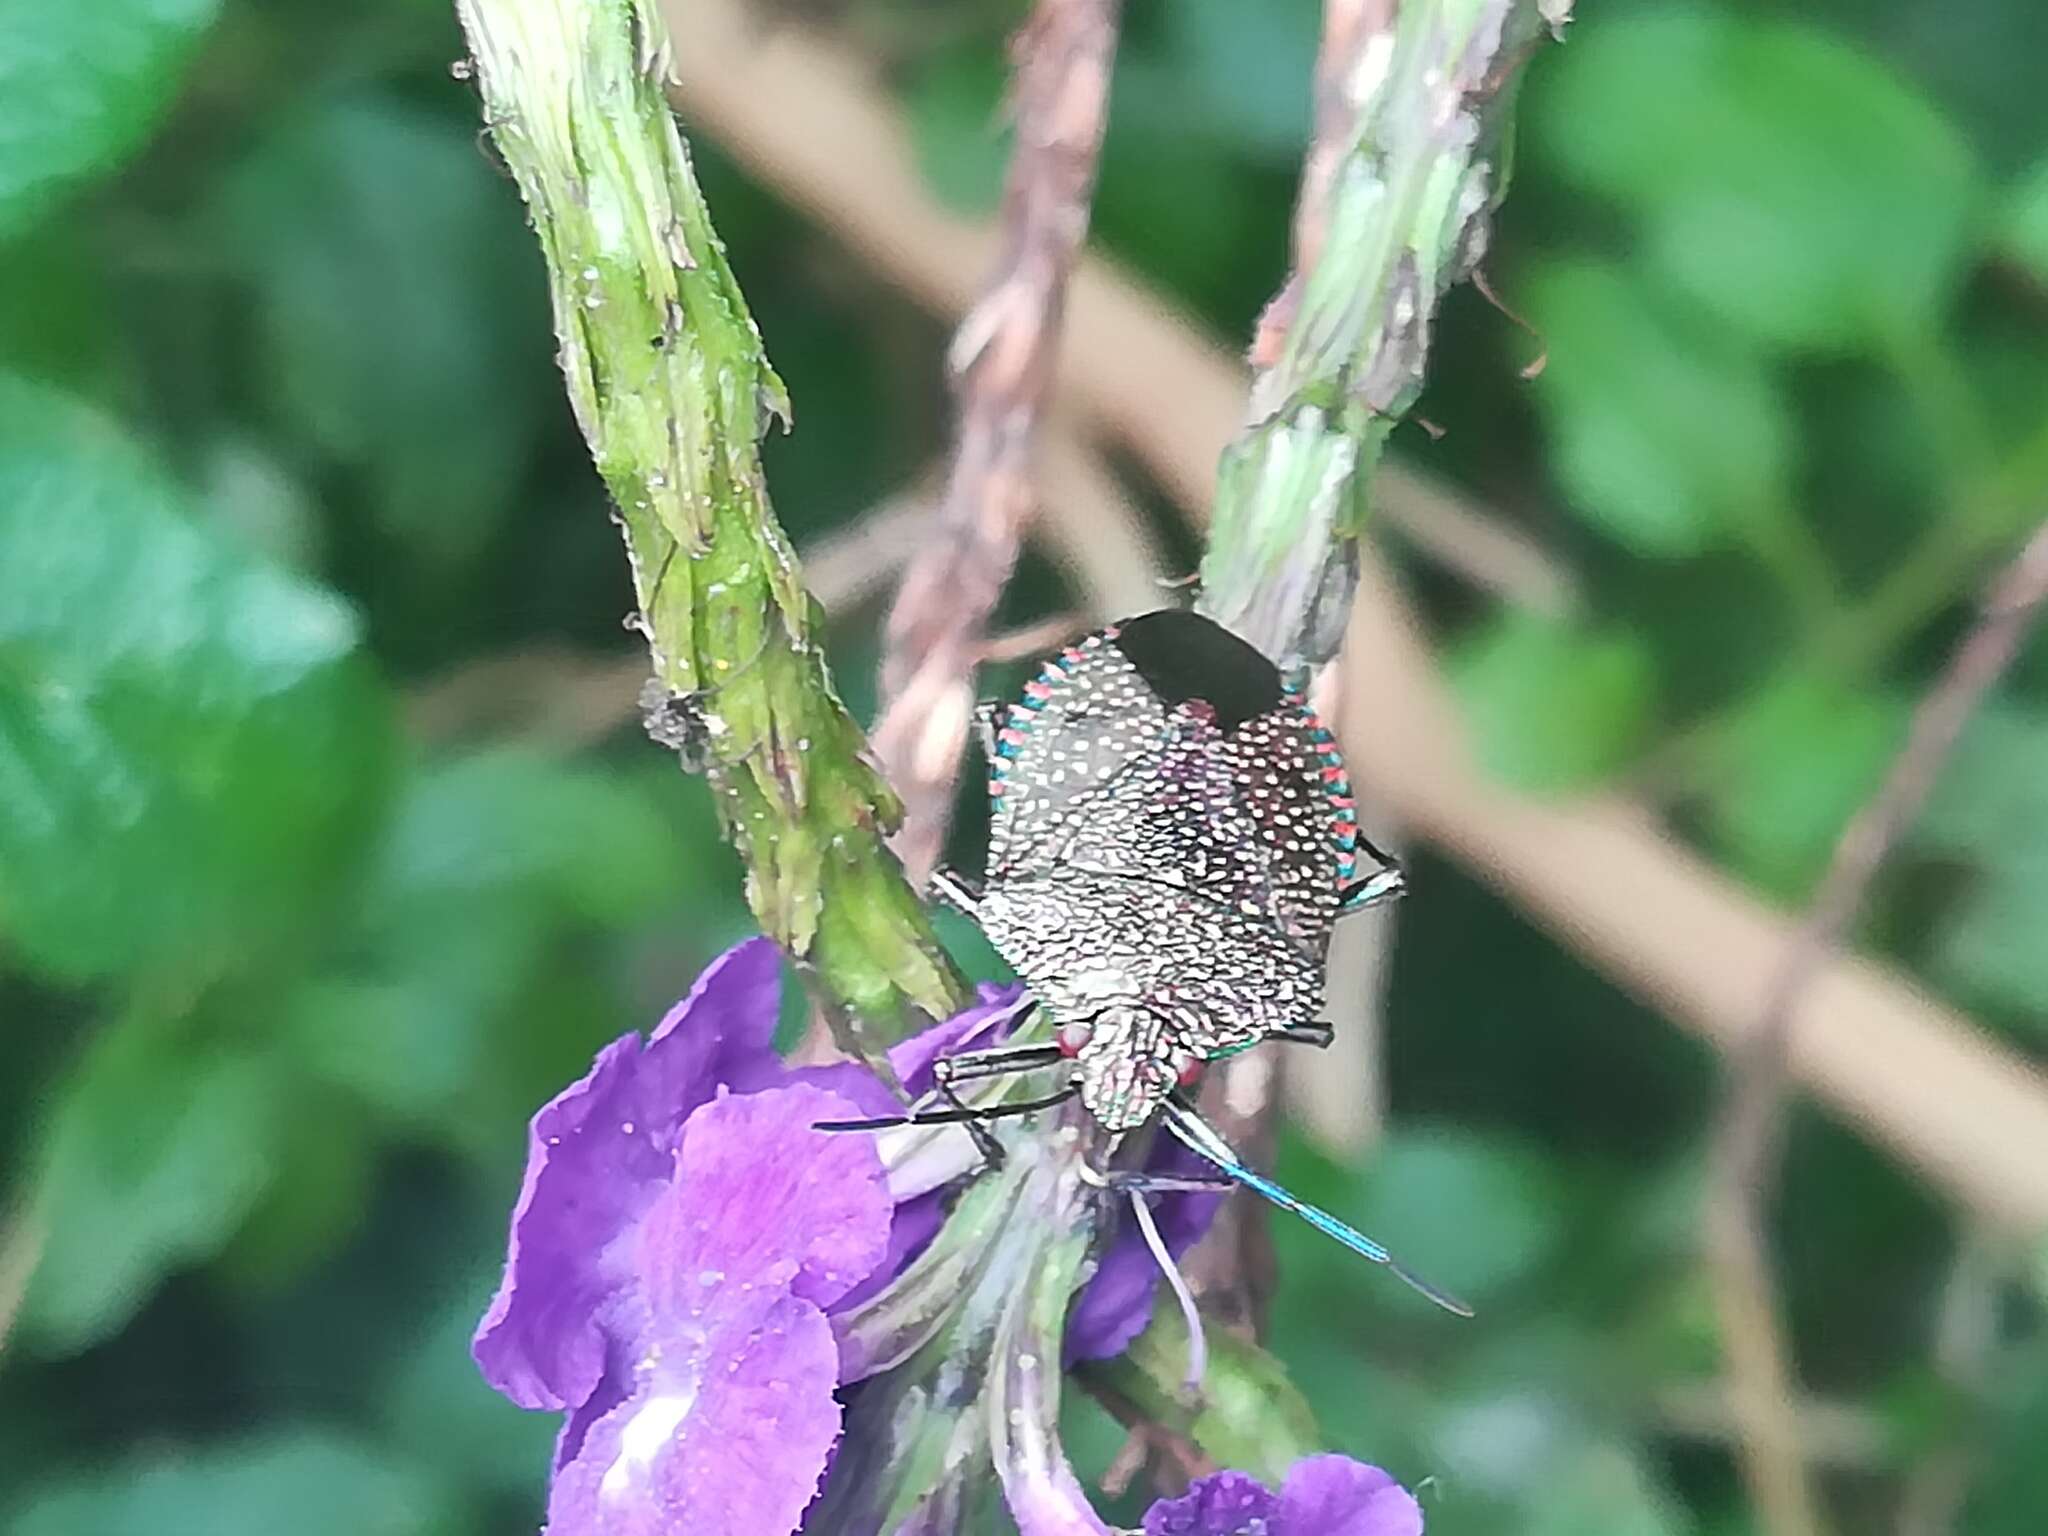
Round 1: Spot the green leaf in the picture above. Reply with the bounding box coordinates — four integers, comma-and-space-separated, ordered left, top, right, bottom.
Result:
1534, 8, 1980, 351
9, 1429, 467, 1536
0, 0, 221, 240
219, 93, 553, 571
2000, 156, 2048, 283
1451, 611, 1657, 793
1517, 1442, 1690, 1536
1701, 673, 1907, 899
903, 46, 1009, 216
1162, 0, 1318, 160
0, 226, 115, 391
1916, 705, 2048, 1027
21, 1013, 281, 1353
1344, 1127, 1570, 1305
0, 374, 392, 983
211, 1080, 375, 1290
1522, 259, 1793, 557
376, 1273, 560, 1498
285, 753, 690, 1136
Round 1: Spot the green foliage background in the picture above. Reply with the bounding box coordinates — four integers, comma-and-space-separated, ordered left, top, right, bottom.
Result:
3, 0, 2046, 1531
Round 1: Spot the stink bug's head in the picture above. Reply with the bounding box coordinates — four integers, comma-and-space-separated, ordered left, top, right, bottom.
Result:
1064, 1004, 1199, 1133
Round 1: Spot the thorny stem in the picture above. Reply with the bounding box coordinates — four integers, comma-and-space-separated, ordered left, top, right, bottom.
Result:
1197, 0, 1566, 666
1184, 0, 1567, 1343
452, 0, 963, 1053
871, 0, 1122, 884
1707, 516, 2048, 1536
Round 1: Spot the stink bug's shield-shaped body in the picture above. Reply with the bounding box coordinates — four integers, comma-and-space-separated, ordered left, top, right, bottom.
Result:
974, 609, 1373, 1133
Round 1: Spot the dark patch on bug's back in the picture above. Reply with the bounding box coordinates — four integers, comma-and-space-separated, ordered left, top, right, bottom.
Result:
1109, 610, 1281, 732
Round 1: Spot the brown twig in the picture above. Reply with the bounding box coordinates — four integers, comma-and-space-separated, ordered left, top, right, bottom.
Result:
659, 0, 2048, 1232
869, 0, 1121, 883
1705, 518, 2048, 1536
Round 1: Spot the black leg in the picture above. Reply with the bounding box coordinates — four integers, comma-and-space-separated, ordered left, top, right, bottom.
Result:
1338, 833, 1408, 913
813, 1086, 1077, 1135
930, 1042, 1068, 1166
929, 865, 985, 917
932, 1042, 1066, 1087
1266, 1023, 1334, 1049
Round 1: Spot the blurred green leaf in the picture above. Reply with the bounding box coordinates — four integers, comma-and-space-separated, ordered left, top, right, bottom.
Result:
904, 45, 1009, 216
1162, 0, 1317, 160
1451, 611, 1656, 793
0, 0, 220, 240
1518, 1441, 1691, 1536
1535, 7, 1980, 350
220, 93, 552, 571
0, 374, 392, 983
1523, 260, 1794, 557
377, 1271, 558, 1499
285, 752, 688, 1140
1701, 673, 1906, 898
378, 750, 682, 926
0, 226, 114, 391
197, 434, 324, 573
9, 1429, 466, 1536
213, 1081, 375, 1290
1346, 1127, 1571, 1305
1917, 705, 2048, 1026
21, 1012, 281, 1353
2001, 155, 2048, 282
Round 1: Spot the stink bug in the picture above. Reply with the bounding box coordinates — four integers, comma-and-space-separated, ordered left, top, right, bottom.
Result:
820, 609, 1466, 1315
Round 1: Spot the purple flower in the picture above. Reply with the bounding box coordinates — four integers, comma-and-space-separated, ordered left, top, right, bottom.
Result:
1143, 1456, 1424, 1536
474, 938, 1220, 1535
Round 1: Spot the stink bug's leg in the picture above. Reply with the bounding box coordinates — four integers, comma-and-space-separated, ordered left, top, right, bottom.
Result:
814, 1041, 1072, 1149
1338, 832, 1408, 913
1101, 1171, 1235, 1196
931, 1042, 1067, 1088
1266, 1023, 1334, 1049
930, 1041, 1070, 1165
1159, 1097, 1474, 1318
932, 1074, 1006, 1167
1338, 862, 1406, 913
928, 865, 985, 917
973, 700, 1004, 764
813, 1086, 1077, 1135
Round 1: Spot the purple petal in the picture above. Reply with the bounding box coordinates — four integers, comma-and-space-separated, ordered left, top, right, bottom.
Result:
894, 985, 1030, 1096
1142, 1470, 1282, 1536
646, 936, 787, 1098
546, 1291, 841, 1536
637, 1085, 894, 1313
473, 938, 791, 1409
829, 1189, 946, 1319
784, 984, 1029, 1124
1278, 1455, 1422, 1536
474, 1034, 667, 1410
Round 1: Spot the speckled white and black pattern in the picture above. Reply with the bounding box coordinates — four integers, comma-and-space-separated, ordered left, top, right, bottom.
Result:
1227, 705, 1346, 950
974, 871, 1321, 1129
985, 626, 1174, 878
973, 611, 1374, 1131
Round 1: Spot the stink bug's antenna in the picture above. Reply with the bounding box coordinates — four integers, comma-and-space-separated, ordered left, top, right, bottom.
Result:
1160, 1098, 1473, 1317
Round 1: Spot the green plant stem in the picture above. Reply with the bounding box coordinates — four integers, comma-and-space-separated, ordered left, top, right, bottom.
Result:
453, 0, 964, 1051
1197, 0, 1563, 664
